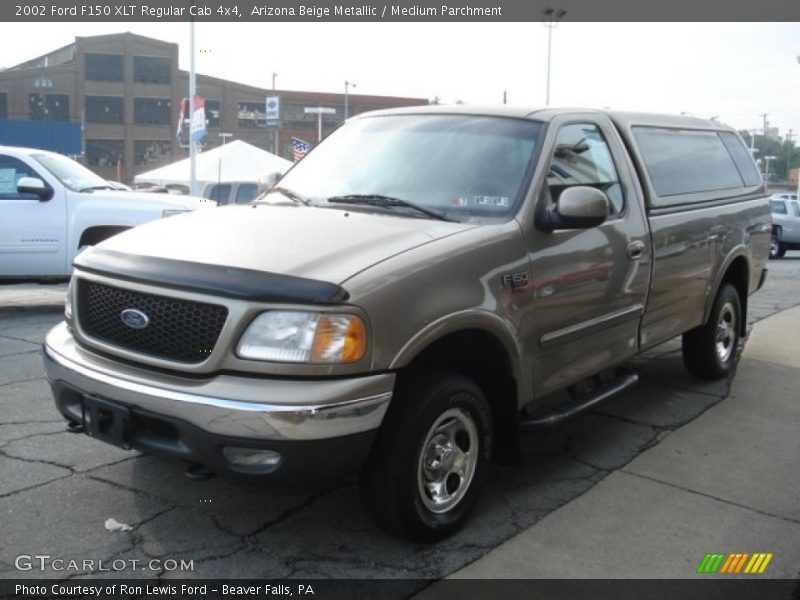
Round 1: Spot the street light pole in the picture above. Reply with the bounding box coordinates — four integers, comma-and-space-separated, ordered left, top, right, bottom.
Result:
542, 7, 566, 107
189, 12, 197, 197
272, 72, 277, 90
344, 80, 356, 121
764, 156, 777, 194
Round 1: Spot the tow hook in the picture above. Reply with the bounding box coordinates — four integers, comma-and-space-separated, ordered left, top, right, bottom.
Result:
185, 463, 216, 481
66, 421, 85, 433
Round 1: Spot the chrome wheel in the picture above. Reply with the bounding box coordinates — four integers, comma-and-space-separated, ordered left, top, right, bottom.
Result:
769, 236, 779, 258
715, 301, 736, 363
417, 407, 478, 514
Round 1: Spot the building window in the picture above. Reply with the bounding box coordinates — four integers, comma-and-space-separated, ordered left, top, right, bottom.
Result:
134, 98, 171, 125
28, 94, 70, 121
134, 140, 171, 166
205, 100, 221, 128
237, 101, 266, 128
0, 93, 7, 119
133, 56, 171, 85
86, 139, 123, 167
281, 102, 339, 129
85, 53, 123, 82
85, 96, 123, 124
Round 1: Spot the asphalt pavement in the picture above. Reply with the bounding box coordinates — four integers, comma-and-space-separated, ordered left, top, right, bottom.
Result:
1, 258, 799, 588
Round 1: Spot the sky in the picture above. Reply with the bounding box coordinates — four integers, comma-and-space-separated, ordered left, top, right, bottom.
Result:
2, 21, 799, 138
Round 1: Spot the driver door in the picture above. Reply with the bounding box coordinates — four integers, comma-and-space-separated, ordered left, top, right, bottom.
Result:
0, 153, 67, 278
522, 115, 651, 397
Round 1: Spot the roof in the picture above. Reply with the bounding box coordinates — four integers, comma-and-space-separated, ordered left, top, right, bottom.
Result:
354, 105, 734, 131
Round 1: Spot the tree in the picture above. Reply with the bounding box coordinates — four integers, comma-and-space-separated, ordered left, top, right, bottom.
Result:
739, 130, 798, 182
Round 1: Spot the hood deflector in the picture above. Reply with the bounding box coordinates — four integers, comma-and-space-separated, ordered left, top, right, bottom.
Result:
74, 248, 350, 305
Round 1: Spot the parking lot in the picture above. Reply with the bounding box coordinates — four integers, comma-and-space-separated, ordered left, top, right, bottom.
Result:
1, 257, 799, 585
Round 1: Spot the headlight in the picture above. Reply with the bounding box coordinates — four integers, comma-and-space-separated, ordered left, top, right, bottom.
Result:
236, 311, 366, 364
64, 276, 75, 320
162, 209, 189, 218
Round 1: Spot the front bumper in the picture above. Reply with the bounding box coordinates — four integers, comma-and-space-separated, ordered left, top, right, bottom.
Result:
43, 322, 394, 484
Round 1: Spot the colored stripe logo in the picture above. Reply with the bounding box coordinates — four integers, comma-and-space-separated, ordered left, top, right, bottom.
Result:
697, 552, 773, 574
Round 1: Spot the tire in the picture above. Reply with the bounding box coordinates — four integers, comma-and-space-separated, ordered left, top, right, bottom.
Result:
359, 370, 492, 542
769, 229, 786, 259
682, 283, 742, 380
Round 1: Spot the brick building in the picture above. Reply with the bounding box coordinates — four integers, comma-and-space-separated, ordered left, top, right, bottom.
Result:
0, 32, 427, 183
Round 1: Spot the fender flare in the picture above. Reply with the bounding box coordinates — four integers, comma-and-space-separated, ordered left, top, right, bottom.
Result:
702, 246, 750, 328
388, 310, 527, 405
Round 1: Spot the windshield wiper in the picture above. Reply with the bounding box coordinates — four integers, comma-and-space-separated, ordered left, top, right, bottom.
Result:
264, 186, 310, 206
79, 185, 115, 192
326, 194, 456, 222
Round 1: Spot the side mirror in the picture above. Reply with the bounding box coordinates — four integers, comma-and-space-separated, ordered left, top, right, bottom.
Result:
259, 171, 282, 192
17, 177, 53, 201
540, 186, 608, 232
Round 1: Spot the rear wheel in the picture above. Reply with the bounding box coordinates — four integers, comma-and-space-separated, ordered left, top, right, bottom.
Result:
682, 283, 742, 380
360, 370, 492, 542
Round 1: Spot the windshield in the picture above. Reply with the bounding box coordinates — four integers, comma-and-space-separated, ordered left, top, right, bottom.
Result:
32, 152, 111, 192
274, 114, 542, 221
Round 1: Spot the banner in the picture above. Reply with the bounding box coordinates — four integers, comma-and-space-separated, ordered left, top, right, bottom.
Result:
266, 96, 280, 128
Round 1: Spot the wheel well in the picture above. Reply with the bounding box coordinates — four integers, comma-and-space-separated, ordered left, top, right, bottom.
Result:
78, 226, 129, 248
721, 256, 748, 335
401, 329, 519, 465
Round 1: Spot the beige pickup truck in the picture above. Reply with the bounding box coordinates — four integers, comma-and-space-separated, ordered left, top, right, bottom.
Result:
43, 107, 770, 541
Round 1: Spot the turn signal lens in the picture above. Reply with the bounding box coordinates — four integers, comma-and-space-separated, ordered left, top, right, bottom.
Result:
311, 315, 366, 363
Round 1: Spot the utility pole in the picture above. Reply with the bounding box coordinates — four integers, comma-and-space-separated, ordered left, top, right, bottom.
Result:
786, 130, 794, 184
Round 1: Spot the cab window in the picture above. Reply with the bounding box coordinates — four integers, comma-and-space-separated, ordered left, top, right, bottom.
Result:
0, 155, 41, 200
547, 123, 624, 214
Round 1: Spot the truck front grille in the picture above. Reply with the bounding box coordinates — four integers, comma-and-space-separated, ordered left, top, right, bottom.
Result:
76, 280, 228, 364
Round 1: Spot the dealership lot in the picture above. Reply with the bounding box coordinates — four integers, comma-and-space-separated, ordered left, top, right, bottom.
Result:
1, 258, 799, 582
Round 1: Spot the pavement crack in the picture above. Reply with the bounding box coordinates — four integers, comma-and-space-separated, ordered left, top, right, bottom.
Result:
0, 377, 43, 388
0, 447, 77, 474
0, 471, 73, 499
622, 470, 800, 525
0, 428, 68, 450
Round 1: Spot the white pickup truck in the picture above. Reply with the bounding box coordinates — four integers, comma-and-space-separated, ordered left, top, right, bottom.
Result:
0, 145, 214, 282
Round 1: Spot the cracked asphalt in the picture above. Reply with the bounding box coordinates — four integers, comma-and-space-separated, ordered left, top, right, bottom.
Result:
1, 257, 799, 586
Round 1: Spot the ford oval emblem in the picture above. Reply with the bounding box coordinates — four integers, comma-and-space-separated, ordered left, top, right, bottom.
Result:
120, 308, 150, 330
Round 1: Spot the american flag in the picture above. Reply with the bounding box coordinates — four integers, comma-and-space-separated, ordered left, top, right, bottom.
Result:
292, 137, 311, 162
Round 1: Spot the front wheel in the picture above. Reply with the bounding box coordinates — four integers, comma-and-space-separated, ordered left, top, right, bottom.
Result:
682, 283, 742, 380
359, 371, 492, 542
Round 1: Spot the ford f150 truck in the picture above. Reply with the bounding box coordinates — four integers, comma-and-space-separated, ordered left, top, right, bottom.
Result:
0, 145, 213, 281
43, 107, 770, 541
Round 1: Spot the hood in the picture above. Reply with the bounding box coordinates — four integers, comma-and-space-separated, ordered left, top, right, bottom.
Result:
94, 203, 476, 284
93, 190, 216, 210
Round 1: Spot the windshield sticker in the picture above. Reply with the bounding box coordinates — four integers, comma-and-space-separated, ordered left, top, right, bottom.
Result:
450, 196, 468, 206
0, 169, 16, 194
474, 195, 510, 207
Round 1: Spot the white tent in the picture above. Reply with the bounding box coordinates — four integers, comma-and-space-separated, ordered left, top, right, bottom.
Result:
133, 140, 292, 204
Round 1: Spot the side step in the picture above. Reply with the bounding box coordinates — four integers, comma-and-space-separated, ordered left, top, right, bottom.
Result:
519, 371, 639, 430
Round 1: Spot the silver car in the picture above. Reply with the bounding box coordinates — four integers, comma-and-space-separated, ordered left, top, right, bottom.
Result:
770, 193, 800, 258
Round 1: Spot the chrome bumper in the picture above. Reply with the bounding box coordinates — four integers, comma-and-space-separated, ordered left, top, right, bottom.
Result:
43, 322, 394, 442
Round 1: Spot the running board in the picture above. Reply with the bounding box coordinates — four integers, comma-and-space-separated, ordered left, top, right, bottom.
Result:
519, 372, 639, 429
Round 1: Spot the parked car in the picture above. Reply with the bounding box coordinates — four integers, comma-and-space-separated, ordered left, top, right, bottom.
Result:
769, 194, 800, 258
43, 108, 769, 541
0, 145, 215, 281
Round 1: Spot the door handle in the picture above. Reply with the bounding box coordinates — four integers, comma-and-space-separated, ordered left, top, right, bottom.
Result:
627, 241, 645, 260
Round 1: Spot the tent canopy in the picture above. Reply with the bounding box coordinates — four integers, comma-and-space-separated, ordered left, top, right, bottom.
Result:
133, 140, 292, 191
